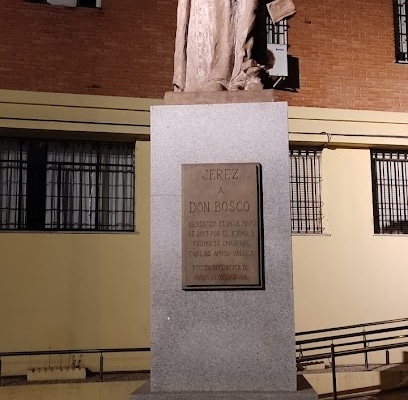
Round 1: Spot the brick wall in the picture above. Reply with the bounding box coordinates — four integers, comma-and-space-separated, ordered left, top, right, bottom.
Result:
275, 0, 408, 112
1, 0, 408, 112
0, 0, 176, 98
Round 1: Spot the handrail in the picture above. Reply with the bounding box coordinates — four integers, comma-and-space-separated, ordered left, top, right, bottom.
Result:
295, 317, 408, 400
298, 333, 408, 354
296, 324, 408, 345
296, 317, 408, 337
2, 316, 408, 399
0, 347, 150, 385
0, 347, 150, 357
298, 340, 408, 363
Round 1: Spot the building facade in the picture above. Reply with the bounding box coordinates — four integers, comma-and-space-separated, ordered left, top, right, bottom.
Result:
1, 0, 408, 374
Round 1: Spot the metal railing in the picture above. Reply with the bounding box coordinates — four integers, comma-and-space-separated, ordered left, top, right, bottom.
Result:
2, 317, 408, 397
0, 347, 150, 385
296, 317, 408, 400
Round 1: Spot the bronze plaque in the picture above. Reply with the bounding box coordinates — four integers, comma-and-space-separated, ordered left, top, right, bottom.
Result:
182, 163, 264, 290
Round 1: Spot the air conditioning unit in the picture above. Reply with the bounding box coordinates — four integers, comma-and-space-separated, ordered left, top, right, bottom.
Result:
266, 44, 288, 77
47, 0, 76, 6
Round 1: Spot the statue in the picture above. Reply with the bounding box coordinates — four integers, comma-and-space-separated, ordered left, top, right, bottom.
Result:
173, 0, 296, 92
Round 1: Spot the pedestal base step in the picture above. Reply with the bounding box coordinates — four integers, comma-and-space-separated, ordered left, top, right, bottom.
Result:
130, 379, 318, 400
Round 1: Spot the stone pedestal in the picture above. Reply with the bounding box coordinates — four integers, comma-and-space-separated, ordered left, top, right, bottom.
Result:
131, 102, 317, 400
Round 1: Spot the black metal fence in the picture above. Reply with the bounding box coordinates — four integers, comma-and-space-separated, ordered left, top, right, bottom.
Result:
297, 317, 408, 400
0, 347, 150, 385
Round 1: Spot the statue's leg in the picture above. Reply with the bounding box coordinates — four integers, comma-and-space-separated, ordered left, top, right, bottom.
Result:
173, 0, 191, 91
206, 0, 234, 91
230, 0, 259, 82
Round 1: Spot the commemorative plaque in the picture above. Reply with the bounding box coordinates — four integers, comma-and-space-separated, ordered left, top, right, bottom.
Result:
182, 163, 264, 290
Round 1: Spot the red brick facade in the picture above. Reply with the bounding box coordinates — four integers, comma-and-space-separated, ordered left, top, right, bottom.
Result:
1, 0, 407, 112
0, 0, 177, 98
275, 0, 406, 112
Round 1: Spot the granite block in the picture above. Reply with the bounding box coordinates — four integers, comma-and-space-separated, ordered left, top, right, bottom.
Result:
149, 102, 296, 394
131, 377, 318, 400
164, 89, 275, 105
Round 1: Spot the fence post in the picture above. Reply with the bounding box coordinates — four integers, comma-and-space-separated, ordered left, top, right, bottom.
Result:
331, 343, 337, 400
0, 357, 2, 386
386, 349, 390, 365
363, 331, 369, 370
99, 353, 104, 382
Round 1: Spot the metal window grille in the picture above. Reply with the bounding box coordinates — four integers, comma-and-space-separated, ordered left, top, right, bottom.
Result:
78, 0, 97, 7
0, 138, 135, 231
394, 0, 408, 62
371, 150, 408, 234
0, 139, 28, 229
290, 148, 323, 233
266, 16, 288, 45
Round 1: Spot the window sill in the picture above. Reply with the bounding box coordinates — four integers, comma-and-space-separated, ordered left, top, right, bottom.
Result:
373, 233, 408, 237
0, 230, 139, 234
291, 233, 331, 237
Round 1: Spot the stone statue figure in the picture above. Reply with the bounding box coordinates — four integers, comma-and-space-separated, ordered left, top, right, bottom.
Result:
173, 0, 296, 92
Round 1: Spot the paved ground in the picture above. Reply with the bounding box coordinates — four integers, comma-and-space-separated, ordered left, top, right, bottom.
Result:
2, 371, 408, 400
0, 371, 149, 386
347, 387, 408, 399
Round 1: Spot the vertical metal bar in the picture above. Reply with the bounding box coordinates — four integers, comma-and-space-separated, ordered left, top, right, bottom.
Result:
131, 145, 135, 232
371, 151, 380, 233
363, 332, 369, 370
17, 141, 24, 229
378, 152, 386, 232
393, 158, 400, 231
404, 0, 408, 60
402, 154, 408, 227
289, 150, 295, 232
99, 353, 103, 382
57, 159, 61, 229
386, 157, 393, 232
302, 150, 309, 232
316, 151, 323, 233
309, 151, 316, 233
95, 144, 100, 230
386, 349, 390, 365
331, 344, 337, 400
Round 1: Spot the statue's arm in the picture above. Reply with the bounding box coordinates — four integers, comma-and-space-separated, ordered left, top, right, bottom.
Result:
173, 0, 191, 91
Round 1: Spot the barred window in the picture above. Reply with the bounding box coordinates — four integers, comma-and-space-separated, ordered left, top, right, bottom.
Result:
0, 138, 134, 231
24, 0, 101, 8
394, 0, 408, 62
266, 17, 288, 45
371, 150, 408, 234
290, 148, 323, 233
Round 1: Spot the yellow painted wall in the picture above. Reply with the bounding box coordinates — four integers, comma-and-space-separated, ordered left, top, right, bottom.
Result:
0, 90, 159, 375
2, 90, 408, 374
289, 106, 408, 364
292, 147, 408, 324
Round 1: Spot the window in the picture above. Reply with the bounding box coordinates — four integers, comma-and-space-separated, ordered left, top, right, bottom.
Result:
0, 138, 134, 231
266, 17, 288, 45
24, 0, 101, 8
77, 0, 99, 7
394, 0, 408, 62
371, 150, 408, 234
290, 148, 323, 233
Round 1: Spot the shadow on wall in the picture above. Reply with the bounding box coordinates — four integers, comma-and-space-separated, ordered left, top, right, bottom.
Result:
273, 56, 300, 92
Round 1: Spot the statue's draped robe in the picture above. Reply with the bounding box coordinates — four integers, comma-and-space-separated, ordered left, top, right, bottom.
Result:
173, 0, 262, 92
